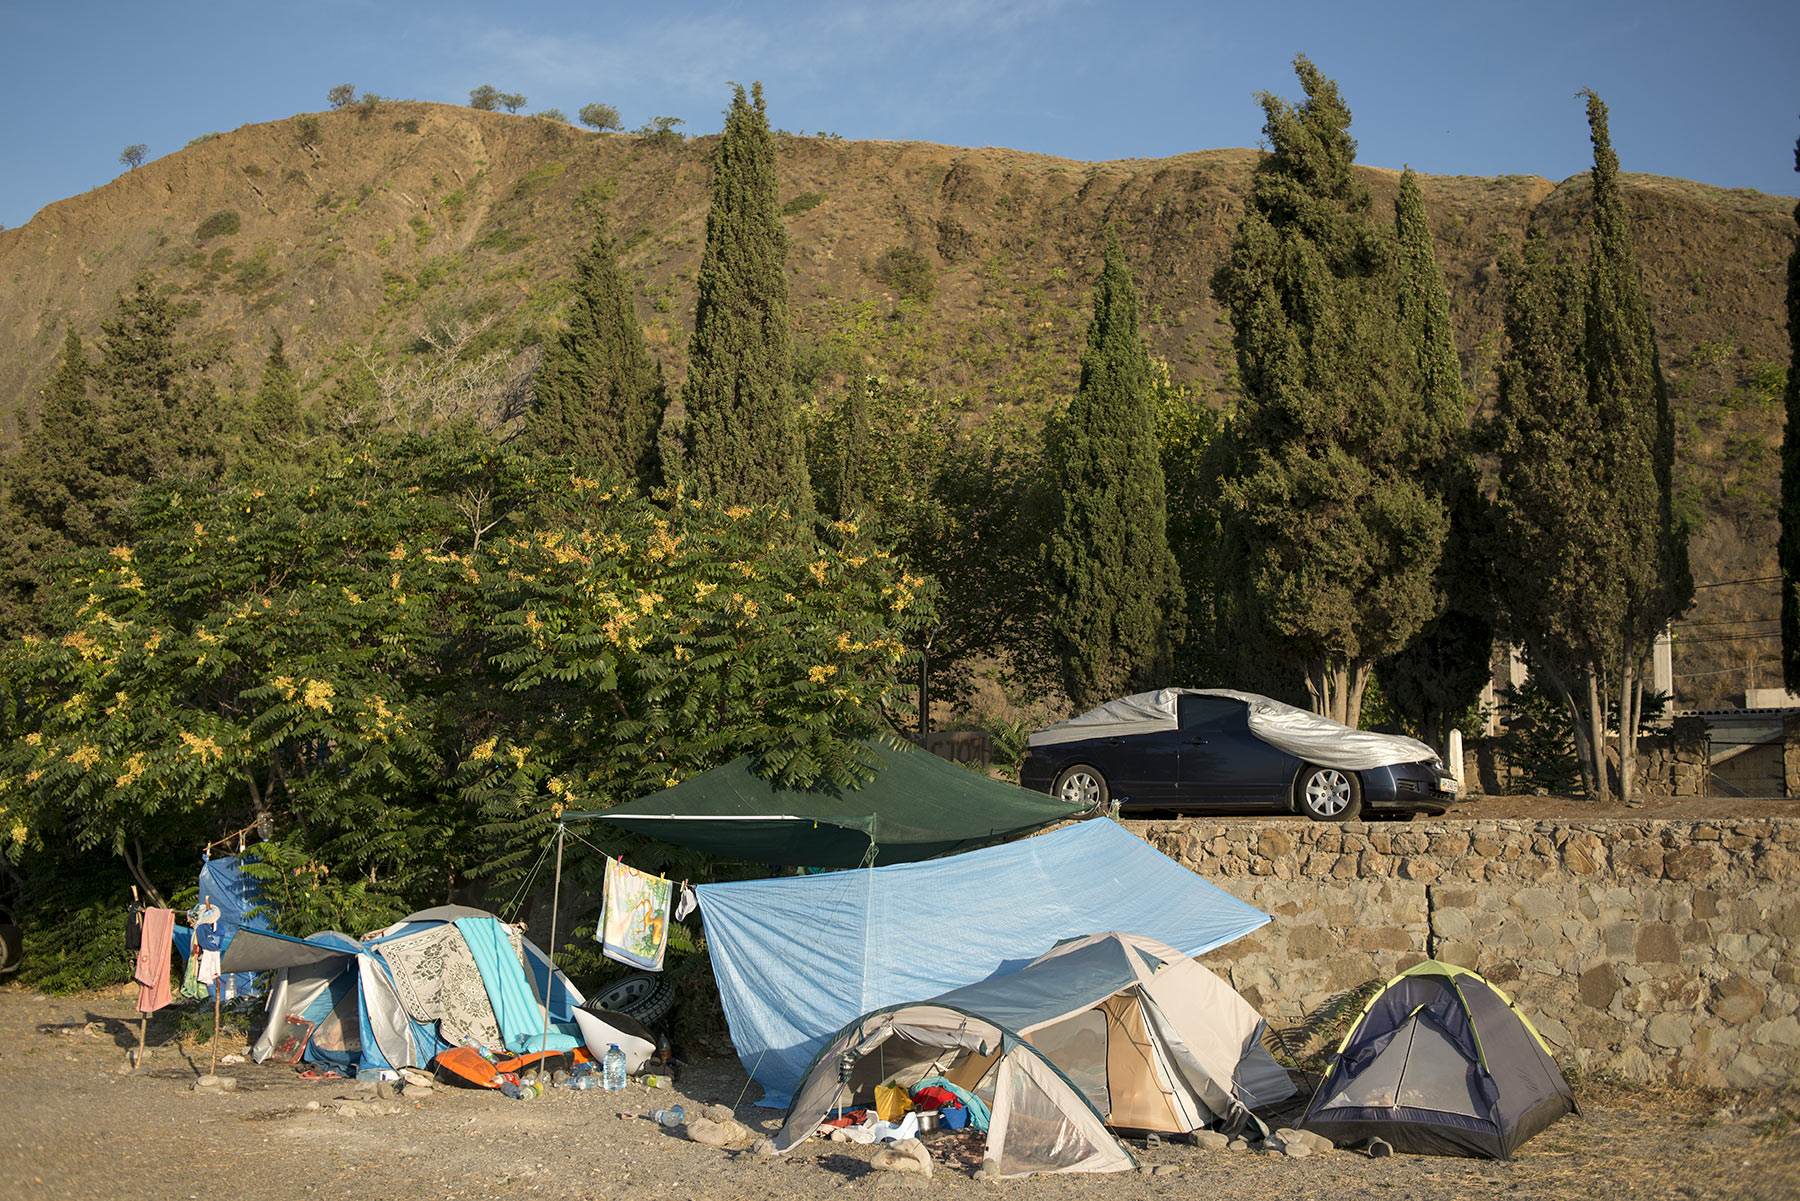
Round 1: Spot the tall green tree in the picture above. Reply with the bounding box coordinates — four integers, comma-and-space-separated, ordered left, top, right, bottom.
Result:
94, 274, 227, 520
1489, 93, 1691, 802
530, 217, 664, 488
1781, 134, 1800, 694
1579, 90, 1691, 802
1210, 57, 1451, 726
1377, 169, 1492, 751
0, 330, 102, 634
1045, 233, 1185, 710
679, 82, 811, 511
1489, 227, 1605, 792
251, 332, 302, 445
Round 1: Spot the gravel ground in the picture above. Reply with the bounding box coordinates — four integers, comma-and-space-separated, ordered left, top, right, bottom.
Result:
3, 985, 1798, 1201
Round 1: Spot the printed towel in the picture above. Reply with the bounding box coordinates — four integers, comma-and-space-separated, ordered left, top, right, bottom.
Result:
599, 858, 672, 971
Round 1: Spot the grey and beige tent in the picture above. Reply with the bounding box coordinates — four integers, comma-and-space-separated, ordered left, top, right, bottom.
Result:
769, 932, 1294, 1179
1301, 961, 1576, 1158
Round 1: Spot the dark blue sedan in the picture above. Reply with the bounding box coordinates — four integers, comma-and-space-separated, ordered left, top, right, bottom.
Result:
1019, 690, 1460, 821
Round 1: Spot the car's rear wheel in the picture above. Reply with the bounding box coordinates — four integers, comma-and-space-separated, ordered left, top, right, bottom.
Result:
1052, 764, 1109, 811
1296, 764, 1362, 821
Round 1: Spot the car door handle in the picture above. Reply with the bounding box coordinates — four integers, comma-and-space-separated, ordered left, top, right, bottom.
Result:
1185, 737, 1208, 745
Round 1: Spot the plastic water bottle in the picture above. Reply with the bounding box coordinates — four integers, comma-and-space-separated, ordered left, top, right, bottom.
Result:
602, 1044, 627, 1092
650, 1105, 684, 1127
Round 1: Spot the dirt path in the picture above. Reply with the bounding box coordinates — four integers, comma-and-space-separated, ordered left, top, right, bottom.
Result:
2, 986, 1796, 1201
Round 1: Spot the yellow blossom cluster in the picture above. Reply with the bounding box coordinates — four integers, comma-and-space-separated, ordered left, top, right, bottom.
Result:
808, 560, 828, 585
116, 754, 146, 788
69, 744, 100, 769
647, 523, 682, 561
301, 680, 335, 712
179, 731, 224, 763
807, 664, 838, 683
62, 629, 104, 660
360, 695, 404, 738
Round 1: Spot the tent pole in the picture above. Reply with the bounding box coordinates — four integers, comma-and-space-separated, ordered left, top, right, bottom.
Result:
540, 823, 564, 1056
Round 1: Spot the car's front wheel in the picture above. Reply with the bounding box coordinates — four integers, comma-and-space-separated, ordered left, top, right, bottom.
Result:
1296, 764, 1362, 821
1052, 764, 1110, 811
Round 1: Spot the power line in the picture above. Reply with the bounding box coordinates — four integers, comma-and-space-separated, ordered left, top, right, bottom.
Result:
1673, 660, 1781, 679
1692, 575, 1781, 589
1676, 617, 1779, 628
1677, 631, 1781, 645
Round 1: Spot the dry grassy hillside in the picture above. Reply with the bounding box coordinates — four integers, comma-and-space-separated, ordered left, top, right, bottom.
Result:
0, 101, 1790, 706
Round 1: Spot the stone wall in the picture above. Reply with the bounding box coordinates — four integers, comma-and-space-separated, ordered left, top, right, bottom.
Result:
1141, 817, 1800, 1089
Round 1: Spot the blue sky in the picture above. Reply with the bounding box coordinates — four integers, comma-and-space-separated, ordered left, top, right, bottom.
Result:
1, 0, 1796, 231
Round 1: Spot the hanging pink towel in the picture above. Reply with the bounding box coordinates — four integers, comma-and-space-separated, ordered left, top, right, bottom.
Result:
134, 907, 176, 1013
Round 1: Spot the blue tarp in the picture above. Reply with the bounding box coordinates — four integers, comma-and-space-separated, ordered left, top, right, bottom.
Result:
695, 818, 1270, 1107
198, 855, 265, 999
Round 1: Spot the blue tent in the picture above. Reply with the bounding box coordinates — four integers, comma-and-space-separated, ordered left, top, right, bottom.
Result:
695, 818, 1270, 1107
223, 906, 594, 1074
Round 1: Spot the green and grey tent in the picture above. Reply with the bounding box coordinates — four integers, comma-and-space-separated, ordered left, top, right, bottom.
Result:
567, 738, 1086, 868
1301, 961, 1576, 1158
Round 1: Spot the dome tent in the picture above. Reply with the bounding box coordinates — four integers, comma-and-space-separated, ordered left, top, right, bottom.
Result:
1301, 960, 1576, 1158
224, 906, 650, 1075
768, 932, 1294, 1179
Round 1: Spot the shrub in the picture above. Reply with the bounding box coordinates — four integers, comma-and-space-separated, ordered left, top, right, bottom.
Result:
469, 85, 500, 111
327, 83, 356, 110
184, 132, 219, 148
535, 108, 567, 123
872, 245, 935, 304
633, 116, 685, 145
498, 92, 527, 114
194, 210, 241, 242
782, 191, 825, 216
294, 116, 320, 144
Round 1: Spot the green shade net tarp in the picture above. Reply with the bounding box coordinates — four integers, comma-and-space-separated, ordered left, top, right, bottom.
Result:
564, 739, 1086, 868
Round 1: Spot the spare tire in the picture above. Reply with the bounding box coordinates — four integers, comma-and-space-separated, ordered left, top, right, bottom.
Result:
586, 972, 676, 1025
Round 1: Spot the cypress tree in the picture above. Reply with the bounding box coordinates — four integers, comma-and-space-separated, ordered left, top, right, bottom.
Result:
530, 216, 664, 488
1378, 169, 1492, 750
1046, 232, 1185, 709
680, 82, 811, 511
1490, 226, 1607, 793
1210, 57, 1450, 726
1580, 90, 1691, 802
832, 374, 873, 517
1781, 135, 1800, 693
0, 328, 103, 632
251, 333, 302, 444
1490, 93, 1691, 802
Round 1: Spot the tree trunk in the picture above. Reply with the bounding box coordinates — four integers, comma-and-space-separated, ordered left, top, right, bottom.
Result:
1583, 667, 1610, 803
124, 839, 168, 909
1305, 655, 1368, 728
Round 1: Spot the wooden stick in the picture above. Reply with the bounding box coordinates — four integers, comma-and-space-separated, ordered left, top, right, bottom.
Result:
539, 824, 565, 1057
135, 1012, 148, 1068
210, 987, 221, 1076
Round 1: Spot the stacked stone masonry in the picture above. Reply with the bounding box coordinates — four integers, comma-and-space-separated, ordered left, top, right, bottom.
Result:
1142, 817, 1800, 1090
